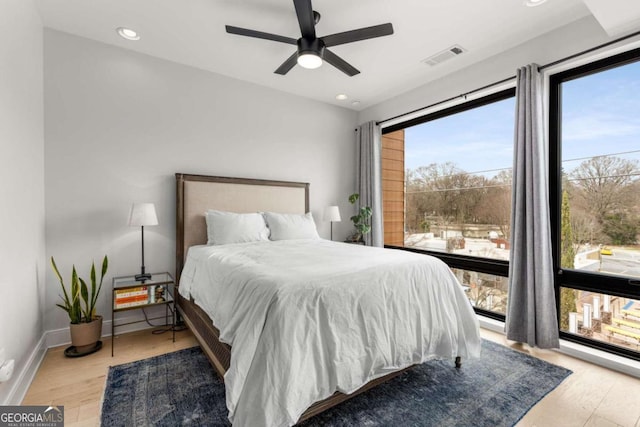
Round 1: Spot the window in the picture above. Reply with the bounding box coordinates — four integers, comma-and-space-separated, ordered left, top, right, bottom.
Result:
382, 89, 515, 318
550, 48, 640, 358
451, 268, 508, 315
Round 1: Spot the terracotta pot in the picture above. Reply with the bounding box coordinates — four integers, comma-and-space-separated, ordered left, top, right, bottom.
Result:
69, 315, 102, 352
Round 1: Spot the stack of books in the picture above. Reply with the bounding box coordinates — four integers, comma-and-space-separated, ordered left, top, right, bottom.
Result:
114, 286, 148, 309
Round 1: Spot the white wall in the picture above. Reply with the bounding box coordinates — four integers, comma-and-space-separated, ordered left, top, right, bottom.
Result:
358, 16, 613, 125
0, 0, 45, 404
43, 29, 358, 333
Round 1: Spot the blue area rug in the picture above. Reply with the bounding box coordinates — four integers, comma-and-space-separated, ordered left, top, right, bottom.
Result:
101, 340, 571, 426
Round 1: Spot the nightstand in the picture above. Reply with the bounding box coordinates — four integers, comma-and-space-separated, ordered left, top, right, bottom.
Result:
111, 272, 175, 356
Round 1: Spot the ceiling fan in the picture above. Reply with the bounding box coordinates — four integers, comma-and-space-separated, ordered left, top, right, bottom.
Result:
225, 0, 394, 76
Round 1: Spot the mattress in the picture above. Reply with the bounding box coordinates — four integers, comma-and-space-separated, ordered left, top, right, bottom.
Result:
179, 239, 481, 427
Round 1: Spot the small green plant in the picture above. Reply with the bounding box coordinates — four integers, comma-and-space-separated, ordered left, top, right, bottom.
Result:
348, 193, 372, 242
51, 255, 108, 324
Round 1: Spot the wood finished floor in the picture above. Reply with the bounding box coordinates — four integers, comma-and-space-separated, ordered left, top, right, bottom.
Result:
22, 328, 640, 427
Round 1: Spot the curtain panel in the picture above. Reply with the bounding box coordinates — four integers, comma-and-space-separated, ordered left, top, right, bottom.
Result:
356, 121, 384, 247
505, 64, 560, 349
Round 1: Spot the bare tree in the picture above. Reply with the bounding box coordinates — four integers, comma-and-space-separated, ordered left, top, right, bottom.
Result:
410, 162, 487, 224
569, 156, 638, 224
474, 170, 512, 239
406, 163, 513, 239
569, 209, 600, 245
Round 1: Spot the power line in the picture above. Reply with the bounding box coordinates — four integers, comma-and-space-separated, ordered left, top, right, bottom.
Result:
567, 172, 640, 181
563, 149, 640, 163
408, 166, 511, 178
407, 150, 640, 180
407, 183, 511, 193
406, 172, 640, 194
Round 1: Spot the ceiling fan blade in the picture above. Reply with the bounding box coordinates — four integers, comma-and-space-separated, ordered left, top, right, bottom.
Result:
225, 25, 297, 45
322, 23, 394, 47
293, 0, 316, 39
323, 49, 360, 77
274, 52, 299, 75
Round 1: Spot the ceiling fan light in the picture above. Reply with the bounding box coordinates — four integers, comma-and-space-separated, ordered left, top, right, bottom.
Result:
297, 53, 322, 69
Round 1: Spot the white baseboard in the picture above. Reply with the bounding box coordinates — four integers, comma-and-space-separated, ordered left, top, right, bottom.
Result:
478, 315, 640, 379
8, 312, 164, 404
46, 308, 171, 348
1, 335, 47, 405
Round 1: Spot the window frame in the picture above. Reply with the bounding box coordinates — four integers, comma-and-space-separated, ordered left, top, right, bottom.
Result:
383, 88, 515, 321
549, 46, 640, 360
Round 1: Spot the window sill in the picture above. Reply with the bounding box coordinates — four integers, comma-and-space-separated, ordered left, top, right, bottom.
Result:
477, 315, 640, 379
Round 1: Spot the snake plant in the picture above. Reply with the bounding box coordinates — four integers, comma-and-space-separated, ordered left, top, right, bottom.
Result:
51, 255, 108, 324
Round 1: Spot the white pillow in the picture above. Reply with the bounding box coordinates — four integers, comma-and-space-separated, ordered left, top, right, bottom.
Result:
205, 210, 270, 245
263, 212, 320, 240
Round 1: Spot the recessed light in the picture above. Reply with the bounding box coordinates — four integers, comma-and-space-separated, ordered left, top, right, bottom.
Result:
117, 27, 140, 41
335, 94, 348, 100
351, 101, 361, 106
524, 0, 547, 6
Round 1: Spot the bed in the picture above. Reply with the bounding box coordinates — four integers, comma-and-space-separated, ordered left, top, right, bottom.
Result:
175, 173, 481, 427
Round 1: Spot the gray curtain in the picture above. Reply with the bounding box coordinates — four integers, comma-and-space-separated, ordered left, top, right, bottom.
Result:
505, 64, 560, 349
356, 121, 383, 247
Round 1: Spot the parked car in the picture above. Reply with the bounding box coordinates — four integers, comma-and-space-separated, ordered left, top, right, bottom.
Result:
600, 246, 613, 256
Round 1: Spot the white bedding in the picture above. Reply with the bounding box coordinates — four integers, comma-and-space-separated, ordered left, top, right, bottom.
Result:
179, 239, 481, 427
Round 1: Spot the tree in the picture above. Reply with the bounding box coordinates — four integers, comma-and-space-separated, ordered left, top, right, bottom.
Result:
405, 167, 439, 233
561, 190, 576, 269
474, 170, 512, 239
569, 209, 599, 245
559, 190, 577, 331
405, 162, 501, 233
569, 156, 638, 225
602, 213, 638, 245
412, 162, 475, 222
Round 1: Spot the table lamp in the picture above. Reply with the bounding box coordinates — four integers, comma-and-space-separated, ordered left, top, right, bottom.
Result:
128, 203, 158, 281
323, 206, 341, 241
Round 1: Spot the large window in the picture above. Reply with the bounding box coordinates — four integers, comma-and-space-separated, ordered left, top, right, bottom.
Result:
382, 47, 640, 359
383, 89, 515, 317
551, 48, 640, 358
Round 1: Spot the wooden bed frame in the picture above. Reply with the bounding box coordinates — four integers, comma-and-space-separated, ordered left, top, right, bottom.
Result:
174, 173, 455, 423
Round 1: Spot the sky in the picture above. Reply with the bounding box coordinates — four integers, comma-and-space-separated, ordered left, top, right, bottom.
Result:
404, 60, 640, 178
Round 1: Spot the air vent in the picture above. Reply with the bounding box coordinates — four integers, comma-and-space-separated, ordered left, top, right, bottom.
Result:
422, 45, 466, 66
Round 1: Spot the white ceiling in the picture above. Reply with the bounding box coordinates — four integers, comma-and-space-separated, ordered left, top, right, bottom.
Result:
35, 0, 633, 110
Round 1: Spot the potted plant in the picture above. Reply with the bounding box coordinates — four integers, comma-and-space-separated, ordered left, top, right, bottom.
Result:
51, 255, 108, 354
347, 193, 372, 243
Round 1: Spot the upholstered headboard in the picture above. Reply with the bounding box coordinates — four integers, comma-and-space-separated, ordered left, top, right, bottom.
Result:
175, 173, 309, 281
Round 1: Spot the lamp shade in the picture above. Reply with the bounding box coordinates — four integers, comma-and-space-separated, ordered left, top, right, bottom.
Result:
323, 206, 341, 222
128, 203, 158, 227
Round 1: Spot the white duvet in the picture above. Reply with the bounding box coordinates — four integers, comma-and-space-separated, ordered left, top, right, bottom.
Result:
179, 239, 481, 427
